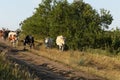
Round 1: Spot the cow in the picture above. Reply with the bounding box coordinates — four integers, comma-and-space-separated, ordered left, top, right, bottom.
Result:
4, 31, 10, 40
8, 31, 18, 47
0, 29, 10, 40
56, 35, 66, 51
0, 30, 4, 39
23, 35, 34, 50
44, 37, 53, 48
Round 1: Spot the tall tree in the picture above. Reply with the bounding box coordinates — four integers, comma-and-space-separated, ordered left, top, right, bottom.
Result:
21, 0, 113, 50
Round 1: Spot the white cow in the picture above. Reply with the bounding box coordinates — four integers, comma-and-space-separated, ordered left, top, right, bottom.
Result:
8, 31, 18, 47
56, 35, 66, 51
45, 37, 53, 48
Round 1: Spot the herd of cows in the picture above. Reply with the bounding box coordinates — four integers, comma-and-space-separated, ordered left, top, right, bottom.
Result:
0, 29, 66, 51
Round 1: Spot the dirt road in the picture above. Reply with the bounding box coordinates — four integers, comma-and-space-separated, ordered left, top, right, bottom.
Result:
0, 40, 105, 80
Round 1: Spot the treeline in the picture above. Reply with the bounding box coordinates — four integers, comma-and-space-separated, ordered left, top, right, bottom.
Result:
21, 0, 120, 54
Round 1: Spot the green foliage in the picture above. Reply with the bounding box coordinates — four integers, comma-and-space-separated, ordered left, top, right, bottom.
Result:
21, 0, 119, 54
100, 9, 113, 29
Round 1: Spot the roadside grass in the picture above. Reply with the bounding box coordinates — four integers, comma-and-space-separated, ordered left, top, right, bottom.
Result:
32, 42, 120, 80
10, 39, 120, 80
0, 50, 38, 80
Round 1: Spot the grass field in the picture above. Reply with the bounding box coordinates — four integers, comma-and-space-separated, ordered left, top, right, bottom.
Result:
32, 42, 120, 80
0, 50, 38, 80
10, 39, 120, 80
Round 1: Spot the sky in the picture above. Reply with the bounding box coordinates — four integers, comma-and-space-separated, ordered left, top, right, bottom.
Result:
0, 0, 119, 30
0, 0, 41, 30
83, 0, 120, 30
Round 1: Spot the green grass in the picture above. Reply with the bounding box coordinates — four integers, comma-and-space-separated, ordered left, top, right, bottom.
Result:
0, 51, 38, 80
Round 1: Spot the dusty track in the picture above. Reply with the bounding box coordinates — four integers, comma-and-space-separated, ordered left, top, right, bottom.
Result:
0, 40, 105, 80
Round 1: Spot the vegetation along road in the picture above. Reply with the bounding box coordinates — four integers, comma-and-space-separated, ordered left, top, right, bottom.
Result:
0, 39, 105, 80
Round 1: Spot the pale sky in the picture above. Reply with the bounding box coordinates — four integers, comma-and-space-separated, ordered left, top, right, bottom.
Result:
0, 0, 41, 30
83, 0, 120, 30
0, 0, 119, 30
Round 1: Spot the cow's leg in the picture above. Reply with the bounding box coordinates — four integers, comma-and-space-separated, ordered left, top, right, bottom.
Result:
61, 45, 64, 51
48, 43, 50, 48
12, 40, 16, 47
49, 43, 52, 48
14, 39, 18, 47
23, 43, 26, 50
30, 43, 34, 49
45, 43, 48, 48
59, 45, 62, 50
29, 43, 32, 49
14, 41, 17, 48
59, 44, 64, 51
13, 42, 15, 47
10, 40, 13, 47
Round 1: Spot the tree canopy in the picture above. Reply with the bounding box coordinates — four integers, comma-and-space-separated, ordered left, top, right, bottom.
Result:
21, 0, 114, 52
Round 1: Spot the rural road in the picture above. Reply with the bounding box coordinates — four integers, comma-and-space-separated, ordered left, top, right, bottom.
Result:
0, 39, 105, 80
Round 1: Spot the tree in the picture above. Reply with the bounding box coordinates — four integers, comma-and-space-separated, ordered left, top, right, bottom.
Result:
100, 9, 113, 29
21, 0, 113, 51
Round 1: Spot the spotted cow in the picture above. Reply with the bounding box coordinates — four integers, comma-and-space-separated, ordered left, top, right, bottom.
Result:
8, 31, 18, 47
23, 35, 34, 50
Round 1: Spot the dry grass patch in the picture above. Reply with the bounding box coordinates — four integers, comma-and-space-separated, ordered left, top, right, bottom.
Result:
0, 50, 38, 80
17, 40, 120, 80
31, 44, 120, 80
